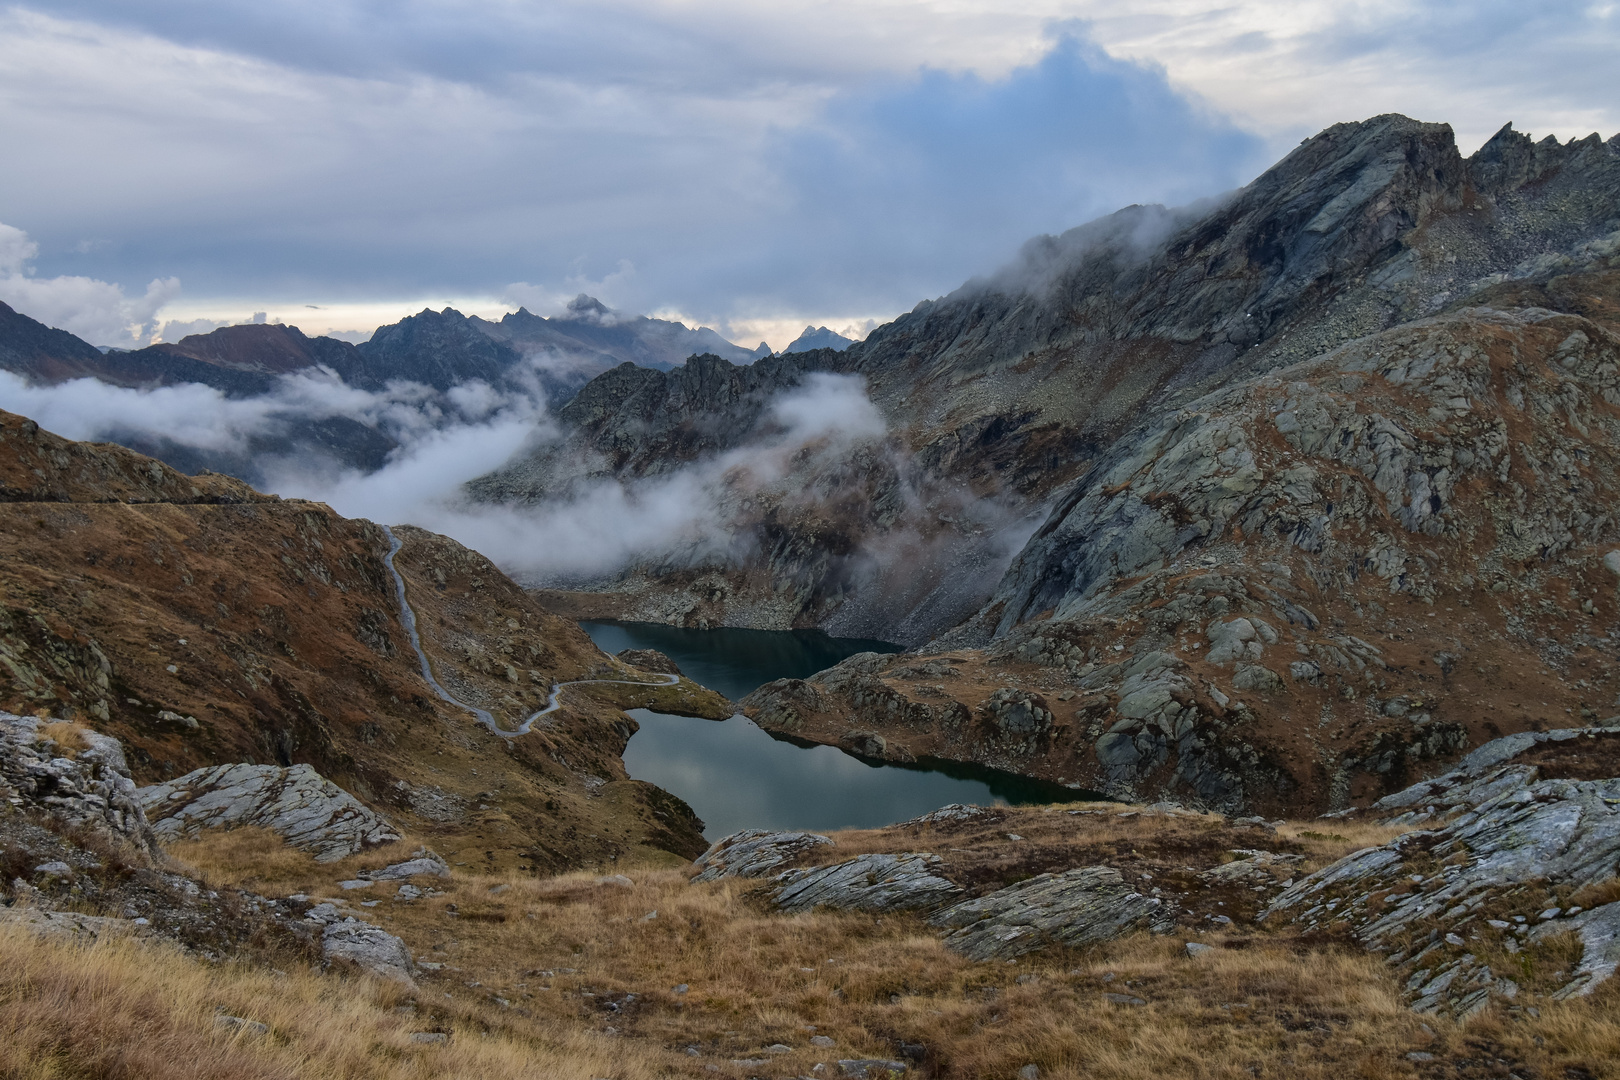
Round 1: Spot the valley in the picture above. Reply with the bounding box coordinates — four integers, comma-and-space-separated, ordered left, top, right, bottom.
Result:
2, 111, 1620, 1079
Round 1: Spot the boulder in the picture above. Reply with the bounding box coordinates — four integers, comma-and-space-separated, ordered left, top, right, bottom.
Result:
0, 712, 157, 853
690, 828, 834, 883
138, 763, 400, 862
321, 918, 417, 984
769, 853, 962, 914
929, 866, 1173, 961
903, 803, 989, 827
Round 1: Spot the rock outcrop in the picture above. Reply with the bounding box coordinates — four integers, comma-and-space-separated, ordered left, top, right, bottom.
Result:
139, 763, 400, 861
0, 712, 157, 853
303, 901, 416, 984
768, 853, 962, 914
928, 866, 1173, 960
690, 829, 836, 882
1264, 727, 1620, 1014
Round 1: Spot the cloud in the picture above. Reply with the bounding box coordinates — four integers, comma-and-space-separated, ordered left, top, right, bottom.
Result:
0, 7, 1264, 334
0, 220, 181, 346
0, 354, 1039, 640
1, 2, 1610, 340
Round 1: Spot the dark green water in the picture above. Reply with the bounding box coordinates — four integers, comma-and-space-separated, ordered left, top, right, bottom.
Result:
581, 621, 1091, 838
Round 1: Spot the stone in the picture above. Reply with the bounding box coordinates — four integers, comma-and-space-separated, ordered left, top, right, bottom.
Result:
395, 884, 422, 901
1528, 901, 1620, 996
1019, 1066, 1041, 1080
215, 1015, 269, 1036
903, 804, 987, 826
595, 874, 634, 887
838, 1059, 908, 1078
321, 917, 416, 984
0, 712, 157, 853
1104, 993, 1147, 1006
930, 866, 1173, 961
138, 763, 399, 862
1185, 942, 1215, 958
410, 1032, 448, 1044
615, 648, 683, 675
1231, 665, 1284, 693
32, 861, 73, 878
811, 1035, 836, 1047
690, 829, 834, 883
365, 853, 451, 881
770, 853, 962, 914
1199, 849, 1304, 886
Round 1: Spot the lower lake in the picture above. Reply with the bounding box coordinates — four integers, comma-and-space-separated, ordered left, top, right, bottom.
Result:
580, 621, 1091, 838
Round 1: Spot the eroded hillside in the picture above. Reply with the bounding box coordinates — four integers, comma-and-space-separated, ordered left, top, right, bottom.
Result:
0, 410, 729, 870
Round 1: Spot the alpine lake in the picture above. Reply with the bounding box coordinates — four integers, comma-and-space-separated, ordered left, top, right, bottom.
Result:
580, 621, 1092, 838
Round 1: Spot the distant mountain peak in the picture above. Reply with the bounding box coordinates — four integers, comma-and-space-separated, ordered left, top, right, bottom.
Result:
783, 325, 854, 353
563, 294, 613, 321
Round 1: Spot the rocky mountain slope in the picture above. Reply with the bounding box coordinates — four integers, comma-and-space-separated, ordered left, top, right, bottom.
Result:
0, 408, 731, 871
477, 115, 1620, 814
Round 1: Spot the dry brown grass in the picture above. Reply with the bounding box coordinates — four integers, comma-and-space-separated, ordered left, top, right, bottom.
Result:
165, 826, 420, 896
7, 806, 1618, 1079
0, 921, 665, 1080
37, 719, 91, 757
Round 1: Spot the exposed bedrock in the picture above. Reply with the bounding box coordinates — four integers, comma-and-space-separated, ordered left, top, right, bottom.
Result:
1264, 725, 1620, 1016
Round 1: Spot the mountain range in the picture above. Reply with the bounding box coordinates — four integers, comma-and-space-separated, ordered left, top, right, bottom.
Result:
0, 294, 768, 483
3, 114, 1619, 820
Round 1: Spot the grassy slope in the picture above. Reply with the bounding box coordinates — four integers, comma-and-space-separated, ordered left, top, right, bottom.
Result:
7, 807, 1617, 1080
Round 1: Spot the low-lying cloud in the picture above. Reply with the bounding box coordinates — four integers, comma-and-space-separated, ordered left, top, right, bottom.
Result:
2, 359, 1035, 641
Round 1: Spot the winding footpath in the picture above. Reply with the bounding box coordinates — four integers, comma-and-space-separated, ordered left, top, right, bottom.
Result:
381, 525, 678, 739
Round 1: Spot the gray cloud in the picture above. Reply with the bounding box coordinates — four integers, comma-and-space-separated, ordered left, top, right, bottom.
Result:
0, 2, 1609, 340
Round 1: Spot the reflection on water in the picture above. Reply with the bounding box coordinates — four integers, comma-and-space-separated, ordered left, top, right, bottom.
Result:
583, 621, 1094, 838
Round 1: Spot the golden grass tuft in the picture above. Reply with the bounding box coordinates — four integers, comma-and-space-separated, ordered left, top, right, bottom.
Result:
37, 719, 92, 758
165, 827, 419, 895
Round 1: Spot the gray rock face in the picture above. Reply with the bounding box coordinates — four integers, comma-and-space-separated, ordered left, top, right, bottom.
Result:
838, 1059, 909, 1078
304, 904, 415, 984
929, 866, 1172, 961
769, 853, 963, 914
1264, 728, 1620, 1013
363, 854, 451, 881
690, 829, 835, 883
0, 712, 157, 853
903, 803, 989, 827
138, 763, 400, 862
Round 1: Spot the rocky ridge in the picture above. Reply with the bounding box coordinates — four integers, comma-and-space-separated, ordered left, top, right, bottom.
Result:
470, 119, 1620, 813
1263, 723, 1620, 1016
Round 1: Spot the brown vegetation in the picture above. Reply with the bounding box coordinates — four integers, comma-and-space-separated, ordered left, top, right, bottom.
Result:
87, 804, 1613, 1080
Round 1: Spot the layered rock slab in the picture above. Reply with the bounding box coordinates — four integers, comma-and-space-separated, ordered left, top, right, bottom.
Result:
690, 829, 834, 883
929, 866, 1172, 961
304, 902, 416, 984
1264, 727, 1620, 1014
139, 763, 400, 862
769, 853, 962, 914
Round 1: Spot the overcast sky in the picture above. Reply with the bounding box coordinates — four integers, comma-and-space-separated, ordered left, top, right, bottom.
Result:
1, 1, 1615, 349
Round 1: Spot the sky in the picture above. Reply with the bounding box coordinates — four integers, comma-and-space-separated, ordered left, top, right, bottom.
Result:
0, 0, 1616, 350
